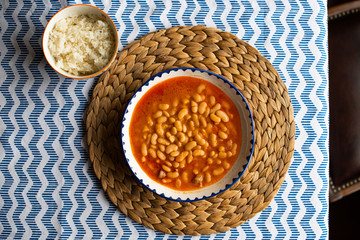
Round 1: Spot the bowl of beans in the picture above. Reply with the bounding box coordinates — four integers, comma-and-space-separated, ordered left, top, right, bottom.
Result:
121, 67, 254, 202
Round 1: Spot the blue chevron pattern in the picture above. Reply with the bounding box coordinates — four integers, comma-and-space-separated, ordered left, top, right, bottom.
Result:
0, 0, 328, 239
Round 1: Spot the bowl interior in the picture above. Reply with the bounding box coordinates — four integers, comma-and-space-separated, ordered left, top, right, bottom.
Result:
42, 4, 118, 79
122, 68, 254, 202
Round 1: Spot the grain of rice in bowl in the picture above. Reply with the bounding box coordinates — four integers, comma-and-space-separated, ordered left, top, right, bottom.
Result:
42, 4, 119, 79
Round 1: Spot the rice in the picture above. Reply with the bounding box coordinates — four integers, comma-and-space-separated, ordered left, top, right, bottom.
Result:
48, 14, 115, 76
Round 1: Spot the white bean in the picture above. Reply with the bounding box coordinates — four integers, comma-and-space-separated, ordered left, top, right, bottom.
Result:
199, 116, 207, 127
176, 151, 189, 162
176, 179, 182, 188
187, 154, 193, 164
177, 132, 186, 143
211, 103, 221, 113
158, 137, 170, 145
210, 113, 221, 123
192, 93, 202, 102
159, 144, 165, 152
151, 133, 158, 145
157, 150, 166, 160
178, 108, 188, 119
170, 126, 178, 135
163, 110, 170, 118
179, 160, 186, 168
174, 120, 182, 131
219, 152, 227, 158
191, 101, 198, 113
193, 149, 205, 157
231, 144, 238, 155
216, 110, 229, 122
213, 167, 224, 176
173, 98, 179, 107
223, 161, 231, 169
205, 172, 211, 182
147, 117, 154, 126
165, 160, 172, 167
159, 103, 169, 110
156, 124, 164, 136
198, 102, 207, 114
209, 133, 217, 147
149, 148, 157, 158
185, 141, 197, 151
141, 143, 148, 156
194, 135, 206, 146
157, 116, 167, 124
162, 165, 171, 172
209, 96, 216, 106
167, 172, 179, 178
153, 111, 163, 118
182, 172, 189, 182
197, 84, 206, 93
165, 144, 178, 154
170, 151, 180, 157
169, 117, 176, 123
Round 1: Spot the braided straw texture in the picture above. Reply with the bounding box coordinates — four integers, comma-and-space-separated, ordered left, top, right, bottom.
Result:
86, 25, 295, 235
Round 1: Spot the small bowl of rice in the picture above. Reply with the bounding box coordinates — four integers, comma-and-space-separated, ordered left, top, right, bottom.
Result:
42, 4, 119, 79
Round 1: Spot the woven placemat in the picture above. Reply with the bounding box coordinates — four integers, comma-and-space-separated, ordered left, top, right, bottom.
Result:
86, 25, 295, 235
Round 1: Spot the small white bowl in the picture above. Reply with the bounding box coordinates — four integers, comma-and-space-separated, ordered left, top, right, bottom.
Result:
42, 4, 119, 79
121, 68, 255, 202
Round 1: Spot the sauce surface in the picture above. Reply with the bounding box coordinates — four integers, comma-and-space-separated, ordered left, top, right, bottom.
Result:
129, 76, 242, 191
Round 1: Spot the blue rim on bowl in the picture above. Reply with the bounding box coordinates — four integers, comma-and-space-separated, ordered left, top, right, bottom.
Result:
121, 67, 255, 202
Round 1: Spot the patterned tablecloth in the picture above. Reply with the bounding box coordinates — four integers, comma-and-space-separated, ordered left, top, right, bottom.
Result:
0, 0, 328, 239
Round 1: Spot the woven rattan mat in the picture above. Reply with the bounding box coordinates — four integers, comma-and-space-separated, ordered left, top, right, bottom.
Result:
86, 25, 295, 235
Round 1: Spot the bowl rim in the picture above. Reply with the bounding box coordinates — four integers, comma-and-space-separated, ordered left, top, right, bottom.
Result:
121, 67, 255, 202
42, 4, 119, 79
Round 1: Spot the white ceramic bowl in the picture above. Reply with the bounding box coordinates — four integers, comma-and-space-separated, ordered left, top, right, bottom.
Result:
122, 68, 254, 202
42, 4, 119, 79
